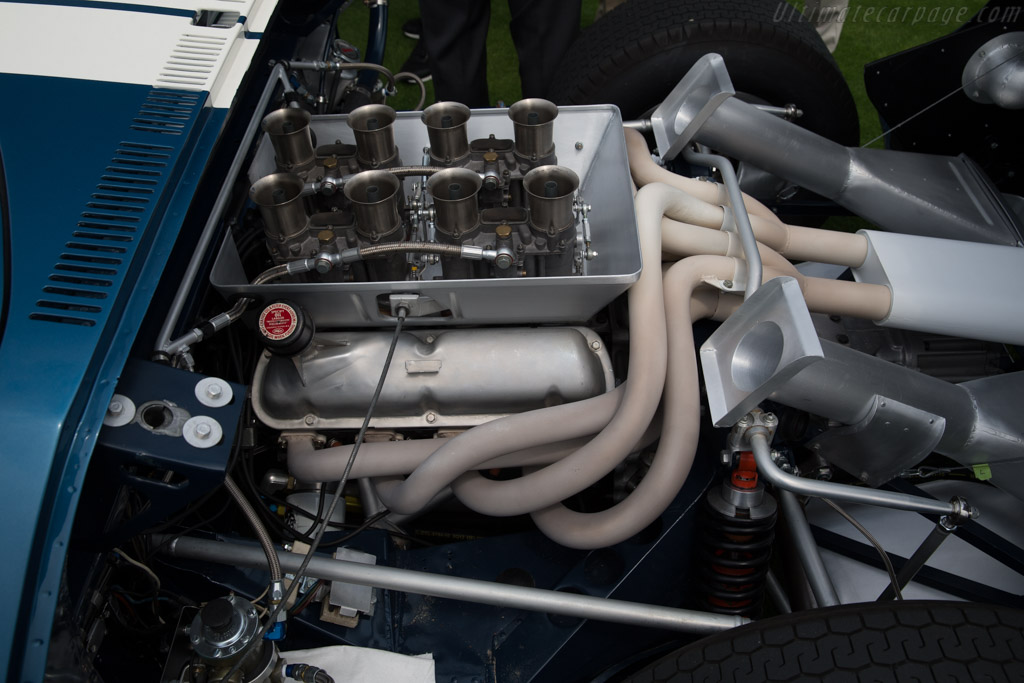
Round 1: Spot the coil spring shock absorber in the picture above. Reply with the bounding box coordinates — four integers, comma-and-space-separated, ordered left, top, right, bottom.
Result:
699, 452, 777, 616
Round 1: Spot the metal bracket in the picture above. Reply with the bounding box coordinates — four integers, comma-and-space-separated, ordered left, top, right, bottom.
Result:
650, 53, 735, 161
807, 395, 946, 486
700, 277, 824, 427
326, 547, 377, 620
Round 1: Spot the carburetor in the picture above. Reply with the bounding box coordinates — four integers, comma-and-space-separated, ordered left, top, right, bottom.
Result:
249, 98, 585, 282
211, 98, 639, 327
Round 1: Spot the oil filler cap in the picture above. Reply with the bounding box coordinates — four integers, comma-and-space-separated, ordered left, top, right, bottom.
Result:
258, 300, 314, 356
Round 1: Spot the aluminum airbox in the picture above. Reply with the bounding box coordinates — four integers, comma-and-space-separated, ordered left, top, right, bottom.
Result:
210, 105, 641, 327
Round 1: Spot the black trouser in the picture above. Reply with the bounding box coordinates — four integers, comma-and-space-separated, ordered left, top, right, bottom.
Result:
419, 0, 582, 107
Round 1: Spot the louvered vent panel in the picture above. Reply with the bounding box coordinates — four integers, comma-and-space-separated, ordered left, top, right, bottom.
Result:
30, 90, 203, 326
157, 33, 228, 89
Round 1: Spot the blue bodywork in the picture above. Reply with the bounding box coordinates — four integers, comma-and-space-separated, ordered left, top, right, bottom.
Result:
0, 73, 227, 681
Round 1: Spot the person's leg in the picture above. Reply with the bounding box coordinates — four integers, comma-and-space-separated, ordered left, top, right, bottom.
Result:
508, 0, 582, 99
805, 0, 848, 53
419, 0, 491, 107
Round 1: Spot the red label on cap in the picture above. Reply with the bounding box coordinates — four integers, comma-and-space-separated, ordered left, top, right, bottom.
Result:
259, 303, 298, 341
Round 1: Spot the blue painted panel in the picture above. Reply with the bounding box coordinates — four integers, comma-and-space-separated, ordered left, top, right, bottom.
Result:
0, 73, 224, 681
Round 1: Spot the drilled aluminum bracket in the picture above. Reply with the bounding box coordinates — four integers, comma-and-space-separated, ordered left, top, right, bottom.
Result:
650, 53, 735, 161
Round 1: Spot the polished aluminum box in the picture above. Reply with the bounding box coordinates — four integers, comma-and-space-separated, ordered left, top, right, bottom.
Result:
210, 105, 641, 327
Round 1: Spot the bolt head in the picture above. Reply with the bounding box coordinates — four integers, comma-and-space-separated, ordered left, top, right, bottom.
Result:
108, 400, 123, 416
723, 280, 733, 289
590, 340, 601, 350
206, 384, 222, 399
426, 413, 437, 424
763, 413, 777, 425
304, 414, 317, 425
195, 422, 212, 439
574, 141, 584, 150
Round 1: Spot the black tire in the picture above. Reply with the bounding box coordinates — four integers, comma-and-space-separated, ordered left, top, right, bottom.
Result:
624, 601, 1024, 682
549, 0, 859, 147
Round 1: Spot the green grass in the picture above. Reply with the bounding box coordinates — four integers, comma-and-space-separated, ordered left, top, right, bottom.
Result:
337, 0, 986, 146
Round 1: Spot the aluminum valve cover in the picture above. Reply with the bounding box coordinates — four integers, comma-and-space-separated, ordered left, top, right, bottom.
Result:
252, 326, 614, 429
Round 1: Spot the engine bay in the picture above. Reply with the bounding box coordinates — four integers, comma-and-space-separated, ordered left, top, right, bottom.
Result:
19, 6, 1024, 683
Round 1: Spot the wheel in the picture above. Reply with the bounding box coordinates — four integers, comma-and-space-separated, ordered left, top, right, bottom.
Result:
623, 601, 1024, 682
549, 0, 859, 147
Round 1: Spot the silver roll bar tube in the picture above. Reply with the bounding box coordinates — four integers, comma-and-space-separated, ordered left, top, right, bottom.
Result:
158, 535, 749, 634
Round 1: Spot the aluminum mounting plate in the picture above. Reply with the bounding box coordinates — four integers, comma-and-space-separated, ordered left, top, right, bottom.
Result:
700, 277, 824, 427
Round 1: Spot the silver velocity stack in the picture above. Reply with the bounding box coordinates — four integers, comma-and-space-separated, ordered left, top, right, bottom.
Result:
422, 102, 471, 165
509, 98, 558, 164
344, 170, 405, 281
428, 168, 483, 279
347, 104, 400, 168
344, 170, 404, 242
262, 108, 316, 173
427, 168, 482, 240
524, 165, 579, 276
251, 173, 309, 243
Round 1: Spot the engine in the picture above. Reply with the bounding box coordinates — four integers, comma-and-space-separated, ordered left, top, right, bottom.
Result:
52, 26, 1024, 683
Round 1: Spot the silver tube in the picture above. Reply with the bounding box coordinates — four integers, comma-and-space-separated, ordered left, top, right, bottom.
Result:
161, 535, 747, 634
777, 490, 838, 607
623, 119, 652, 132
163, 261, 312, 357
694, 96, 1017, 245
772, 340, 978, 457
749, 430, 955, 516
283, 60, 397, 93
696, 97, 850, 197
156, 64, 293, 355
358, 478, 384, 517
683, 148, 761, 299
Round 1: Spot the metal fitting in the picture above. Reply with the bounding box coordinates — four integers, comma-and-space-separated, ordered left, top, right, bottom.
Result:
494, 245, 515, 269
942, 496, 977, 529
270, 579, 284, 606
286, 259, 317, 276
459, 245, 499, 262
726, 409, 778, 454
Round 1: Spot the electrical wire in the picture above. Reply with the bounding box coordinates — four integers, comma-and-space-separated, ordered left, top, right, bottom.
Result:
113, 548, 160, 592
288, 580, 324, 617
820, 498, 903, 601
221, 308, 408, 682
319, 509, 391, 548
